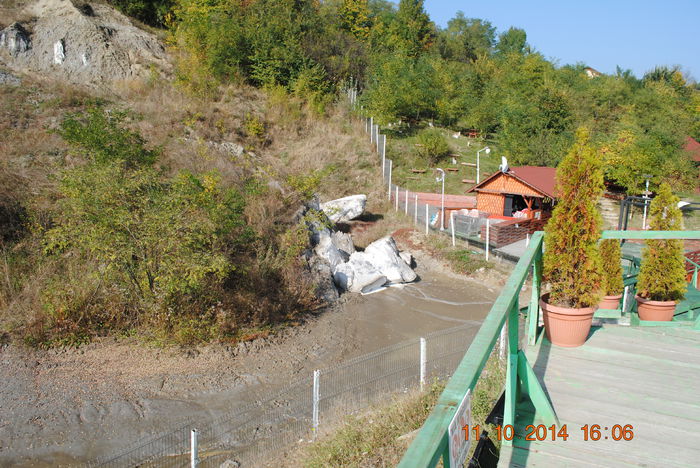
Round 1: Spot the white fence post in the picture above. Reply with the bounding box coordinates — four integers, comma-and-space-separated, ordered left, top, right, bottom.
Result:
405, 189, 409, 215
312, 369, 320, 437
370, 117, 374, 142
382, 134, 386, 164
621, 285, 629, 313
376, 126, 381, 152
485, 219, 490, 261
450, 211, 456, 247
190, 429, 199, 468
425, 204, 429, 235
526, 233, 530, 246
499, 325, 506, 361
420, 337, 426, 391
414, 195, 418, 225
387, 160, 392, 199
395, 186, 399, 211
381, 135, 386, 177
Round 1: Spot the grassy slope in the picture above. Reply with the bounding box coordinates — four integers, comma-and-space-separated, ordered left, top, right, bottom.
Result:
0, 69, 386, 344
385, 125, 502, 195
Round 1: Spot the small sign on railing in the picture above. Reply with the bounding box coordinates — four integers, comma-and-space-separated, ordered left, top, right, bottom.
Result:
448, 389, 471, 468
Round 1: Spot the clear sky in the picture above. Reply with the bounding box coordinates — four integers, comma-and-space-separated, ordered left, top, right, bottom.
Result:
424, 0, 699, 80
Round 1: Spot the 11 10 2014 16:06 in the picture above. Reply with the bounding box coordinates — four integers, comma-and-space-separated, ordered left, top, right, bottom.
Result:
463, 424, 634, 441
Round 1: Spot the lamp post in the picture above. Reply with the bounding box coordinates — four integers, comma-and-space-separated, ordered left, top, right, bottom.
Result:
476, 146, 491, 184
641, 174, 652, 230
436, 168, 446, 230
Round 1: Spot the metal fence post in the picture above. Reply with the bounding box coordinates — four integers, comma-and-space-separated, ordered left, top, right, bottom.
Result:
395, 186, 399, 211
387, 160, 392, 199
190, 429, 199, 468
486, 219, 490, 261
405, 189, 409, 215
382, 134, 386, 164
499, 325, 506, 361
381, 135, 386, 176
370, 117, 374, 142
312, 370, 320, 437
420, 337, 426, 391
376, 126, 381, 152
425, 204, 429, 235
414, 195, 418, 225
450, 212, 456, 247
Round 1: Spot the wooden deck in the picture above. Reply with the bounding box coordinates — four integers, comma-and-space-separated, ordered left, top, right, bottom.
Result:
498, 324, 700, 467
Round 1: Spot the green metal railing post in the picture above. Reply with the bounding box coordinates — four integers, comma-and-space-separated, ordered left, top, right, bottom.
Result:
503, 301, 520, 446
527, 249, 542, 346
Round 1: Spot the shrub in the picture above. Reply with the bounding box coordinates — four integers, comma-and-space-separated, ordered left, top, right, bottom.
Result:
636, 183, 687, 302
543, 128, 604, 308
600, 239, 624, 296
416, 129, 449, 164
57, 108, 159, 167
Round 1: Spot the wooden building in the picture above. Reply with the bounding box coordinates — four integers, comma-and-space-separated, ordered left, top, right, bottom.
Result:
468, 166, 557, 219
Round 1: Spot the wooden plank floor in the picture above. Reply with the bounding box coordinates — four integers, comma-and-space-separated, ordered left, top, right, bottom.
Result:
498, 325, 700, 467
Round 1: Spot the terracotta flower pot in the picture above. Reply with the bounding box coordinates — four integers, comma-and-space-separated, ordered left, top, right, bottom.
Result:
635, 296, 675, 321
540, 293, 596, 347
598, 293, 622, 310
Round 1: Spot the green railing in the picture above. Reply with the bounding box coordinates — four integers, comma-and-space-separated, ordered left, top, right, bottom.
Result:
398, 229, 700, 468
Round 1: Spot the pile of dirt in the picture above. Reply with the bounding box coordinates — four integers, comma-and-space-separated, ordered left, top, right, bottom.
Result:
0, 0, 169, 87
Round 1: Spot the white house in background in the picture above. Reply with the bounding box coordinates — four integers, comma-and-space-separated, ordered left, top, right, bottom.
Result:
584, 67, 602, 78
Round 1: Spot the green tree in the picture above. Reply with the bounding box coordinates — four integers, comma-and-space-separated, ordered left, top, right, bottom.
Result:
416, 128, 449, 164
600, 239, 624, 296
436, 12, 495, 62
544, 128, 604, 308
495, 27, 528, 56
636, 183, 687, 301
340, 0, 372, 40
391, 0, 434, 57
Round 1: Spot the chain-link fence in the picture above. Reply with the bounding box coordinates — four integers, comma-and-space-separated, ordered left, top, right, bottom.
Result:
90, 322, 484, 468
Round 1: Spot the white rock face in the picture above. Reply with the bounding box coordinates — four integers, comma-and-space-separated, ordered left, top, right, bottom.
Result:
53, 40, 65, 64
364, 237, 417, 283
333, 236, 416, 293
0, 23, 31, 56
333, 255, 387, 294
331, 231, 355, 256
314, 233, 349, 272
321, 195, 367, 223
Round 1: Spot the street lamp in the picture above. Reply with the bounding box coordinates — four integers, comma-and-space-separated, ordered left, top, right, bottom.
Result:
641, 174, 652, 230
436, 168, 446, 230
476, 147, 491, 184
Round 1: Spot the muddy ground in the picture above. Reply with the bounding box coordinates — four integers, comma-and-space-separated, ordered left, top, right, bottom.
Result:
0, 234, 510, 467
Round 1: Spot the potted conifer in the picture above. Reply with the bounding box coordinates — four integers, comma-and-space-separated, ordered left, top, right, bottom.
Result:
599, 239, 624, 309
635, 183, 686, 321
541, 128, 603, 347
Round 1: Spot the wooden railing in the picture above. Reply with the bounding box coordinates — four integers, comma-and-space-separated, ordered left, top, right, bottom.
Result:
398, 229, 700, 468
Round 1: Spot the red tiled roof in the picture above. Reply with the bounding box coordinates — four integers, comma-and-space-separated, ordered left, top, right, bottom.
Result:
470, 166, 557, 199
509, 166, 557, 199
683, 136, 700, 162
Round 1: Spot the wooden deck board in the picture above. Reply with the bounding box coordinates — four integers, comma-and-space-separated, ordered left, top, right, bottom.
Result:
498, 324, 700, 467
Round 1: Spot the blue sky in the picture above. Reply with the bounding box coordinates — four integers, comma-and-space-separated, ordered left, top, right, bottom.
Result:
424, 0, 699, 80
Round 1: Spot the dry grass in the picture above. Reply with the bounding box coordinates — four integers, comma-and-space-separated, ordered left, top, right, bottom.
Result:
0, 71, 385, 346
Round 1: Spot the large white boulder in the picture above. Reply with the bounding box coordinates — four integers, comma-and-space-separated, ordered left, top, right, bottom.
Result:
364, 237, 417, 284
321, 195, 367, 223
333, 255, 387, 294
314, 233, 350, 272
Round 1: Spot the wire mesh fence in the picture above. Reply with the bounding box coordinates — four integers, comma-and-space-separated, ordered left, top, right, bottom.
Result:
90, 322, 486, 468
